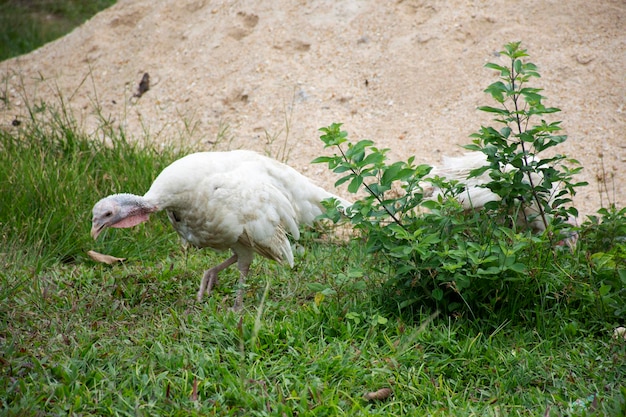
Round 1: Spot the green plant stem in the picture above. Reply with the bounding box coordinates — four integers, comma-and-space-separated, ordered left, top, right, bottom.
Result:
509, 61, 551, 236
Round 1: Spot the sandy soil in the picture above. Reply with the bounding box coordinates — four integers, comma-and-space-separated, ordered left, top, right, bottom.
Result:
1, 0, 624, 217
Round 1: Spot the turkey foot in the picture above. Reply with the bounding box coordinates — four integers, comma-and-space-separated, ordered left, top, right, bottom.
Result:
196, 254, 238, 302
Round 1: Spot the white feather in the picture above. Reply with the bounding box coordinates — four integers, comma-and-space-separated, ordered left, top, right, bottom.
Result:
144, 150, 349, 258
427, 152, 554, 231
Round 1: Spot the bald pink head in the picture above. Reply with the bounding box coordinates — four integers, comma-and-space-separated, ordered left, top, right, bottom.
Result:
91, 193, 158, 239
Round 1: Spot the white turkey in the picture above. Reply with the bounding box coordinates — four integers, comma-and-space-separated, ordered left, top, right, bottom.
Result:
425, 152, 568, 233
90, 150, 351, 311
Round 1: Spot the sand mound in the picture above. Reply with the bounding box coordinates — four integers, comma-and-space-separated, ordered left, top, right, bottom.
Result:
1, 0, 624, 216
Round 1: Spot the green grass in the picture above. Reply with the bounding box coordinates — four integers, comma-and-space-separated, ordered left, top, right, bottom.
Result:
0, 0, 116, 61
0, 98, 625, 416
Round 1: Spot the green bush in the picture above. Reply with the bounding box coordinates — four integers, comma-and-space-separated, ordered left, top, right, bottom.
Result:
314, 42, 612, 321
315, 123, 549, 319
465, 41, 586, 241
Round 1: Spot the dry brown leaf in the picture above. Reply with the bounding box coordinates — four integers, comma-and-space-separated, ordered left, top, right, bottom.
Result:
363, 387, 392, 402
87, 250, 125, 265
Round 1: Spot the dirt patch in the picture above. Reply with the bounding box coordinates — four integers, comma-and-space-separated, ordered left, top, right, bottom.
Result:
1, 0, 624, 217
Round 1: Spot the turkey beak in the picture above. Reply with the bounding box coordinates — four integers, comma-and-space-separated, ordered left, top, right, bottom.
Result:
91, 222, 105, 240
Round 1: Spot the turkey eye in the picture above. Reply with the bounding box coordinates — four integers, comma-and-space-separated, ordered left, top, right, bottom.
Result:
104, 211, 113, 217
